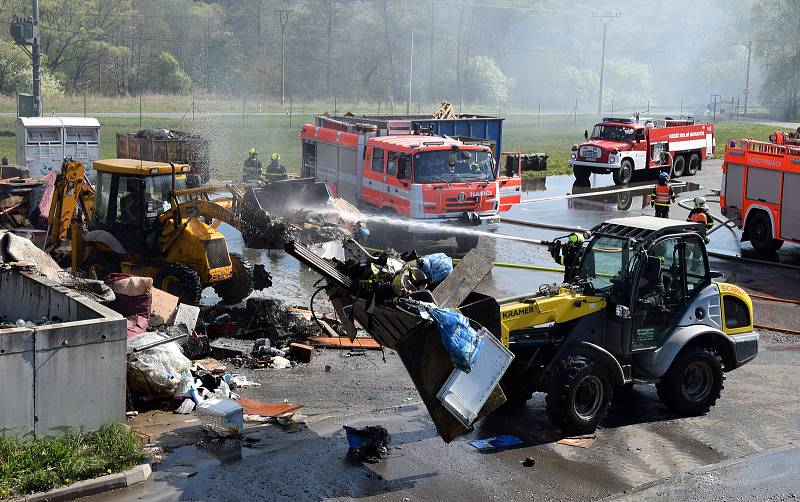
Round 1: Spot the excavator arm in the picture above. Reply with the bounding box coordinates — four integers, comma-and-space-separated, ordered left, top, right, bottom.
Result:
45, 159, 95, 254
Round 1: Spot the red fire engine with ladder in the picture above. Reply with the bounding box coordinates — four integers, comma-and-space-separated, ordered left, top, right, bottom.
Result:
569, 115, 715, 185
300, 115, 522, 250
720, 135, 800, 253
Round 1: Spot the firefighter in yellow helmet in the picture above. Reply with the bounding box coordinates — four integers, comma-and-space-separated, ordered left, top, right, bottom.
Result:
262, 152, 288, 182
548, 232, 586, 282
243, 148, 262, 183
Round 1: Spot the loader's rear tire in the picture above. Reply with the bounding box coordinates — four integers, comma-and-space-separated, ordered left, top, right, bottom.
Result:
82, 252, 121, 281
155, 262, 203, 305
546, 355, 612, 435
612, 159, 633, 185
213, 253, 254, 305
656, 346, 724, 416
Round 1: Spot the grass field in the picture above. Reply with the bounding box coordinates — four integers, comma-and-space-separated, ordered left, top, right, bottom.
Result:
0, 424, 144, 498
0, 96, 792, 181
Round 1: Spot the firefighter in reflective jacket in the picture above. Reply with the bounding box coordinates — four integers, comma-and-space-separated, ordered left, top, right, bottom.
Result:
243, 148, 262, 183
651, 171, 675, 218
548, 232, 585, 282
687, 196, 714, 231
262, 152, 288, 182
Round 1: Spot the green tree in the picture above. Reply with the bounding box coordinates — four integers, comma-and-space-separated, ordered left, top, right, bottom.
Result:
463, 56, 513, 105
0, 39, 63, 97
751, 0, 800, 118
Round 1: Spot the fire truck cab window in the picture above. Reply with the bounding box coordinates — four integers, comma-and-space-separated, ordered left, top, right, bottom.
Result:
412, 150, 495, 183
591, 125, 635, 142
371, 148, 385, 173
387, 151, 411, 177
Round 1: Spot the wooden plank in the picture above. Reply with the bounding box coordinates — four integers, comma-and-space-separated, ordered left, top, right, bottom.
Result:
432, 237, 494, 308
308, 336, 381, 350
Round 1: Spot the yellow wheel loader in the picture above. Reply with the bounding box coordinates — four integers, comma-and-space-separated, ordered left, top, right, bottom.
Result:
46, 158, 253, 305
482, 216, 759, 434
289, 216, 759, 438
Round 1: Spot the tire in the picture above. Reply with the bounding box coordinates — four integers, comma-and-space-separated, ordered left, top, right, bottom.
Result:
456, 233, 480, 253
546, 355, 612, 435
155, 262, 203, 305
671, 155, 686, 177
213, 253, 254, 305
617, 191, 633, 211
747, 211, 782, 253
82, 252, 121, 281
656, 346, 724, 416
612, 159, 633, 185
500, 367, 537, 407
573, 165, 591, 181
686, 153, 700, 176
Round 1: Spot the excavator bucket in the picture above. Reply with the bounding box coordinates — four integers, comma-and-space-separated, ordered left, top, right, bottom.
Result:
240, 178, 332, 249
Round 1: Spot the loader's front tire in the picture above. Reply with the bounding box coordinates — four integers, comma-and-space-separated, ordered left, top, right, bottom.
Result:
656, 346, 723, 416
155, 262, 203, 305
213, 253, 254, 305
546, 355, 612, 435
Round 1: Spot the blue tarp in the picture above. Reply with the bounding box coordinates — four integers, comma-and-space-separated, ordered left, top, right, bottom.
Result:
429, 307, 484, 373
419, 253, 453, 284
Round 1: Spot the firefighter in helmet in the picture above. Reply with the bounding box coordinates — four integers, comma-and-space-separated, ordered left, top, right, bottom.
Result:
548, 232, 585, 282
243, 148, 262, 183
687, 196, 714, 231
651, 171, 676, 218
262, 152, 288, 182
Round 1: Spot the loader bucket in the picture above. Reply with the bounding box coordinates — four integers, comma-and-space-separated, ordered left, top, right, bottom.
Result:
240, 178, 332, 249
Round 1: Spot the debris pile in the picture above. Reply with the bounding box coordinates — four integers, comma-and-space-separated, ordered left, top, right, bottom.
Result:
344, 425, 391, 463
0, 171, 52, 233
287, 239, 514, 443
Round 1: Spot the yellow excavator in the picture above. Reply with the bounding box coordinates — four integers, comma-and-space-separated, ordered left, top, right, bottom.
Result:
46, 157, 252, 304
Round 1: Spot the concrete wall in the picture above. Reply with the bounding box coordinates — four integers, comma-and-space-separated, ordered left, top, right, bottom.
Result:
0, 270, 127, 438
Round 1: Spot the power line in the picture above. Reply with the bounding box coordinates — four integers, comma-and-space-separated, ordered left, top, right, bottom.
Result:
465, 2, 586, 14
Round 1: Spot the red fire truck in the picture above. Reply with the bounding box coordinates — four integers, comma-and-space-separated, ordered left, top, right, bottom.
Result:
568, 116, 715, 185
300, 115, 522, 249
720, 138, 800, 253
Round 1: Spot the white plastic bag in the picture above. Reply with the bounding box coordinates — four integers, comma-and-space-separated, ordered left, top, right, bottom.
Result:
127, 332, 192, 398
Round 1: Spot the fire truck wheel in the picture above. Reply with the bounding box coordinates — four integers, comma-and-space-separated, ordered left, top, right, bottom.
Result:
456, 234, 480, 253
573, 165, 591, 181
612, 159, 633, 185
686, 153, 700, 175
747, 212, 783, 253
672, 155, 686, 177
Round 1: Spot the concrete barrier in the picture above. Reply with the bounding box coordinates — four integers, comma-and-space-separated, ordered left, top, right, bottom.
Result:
0, 270, 127, 438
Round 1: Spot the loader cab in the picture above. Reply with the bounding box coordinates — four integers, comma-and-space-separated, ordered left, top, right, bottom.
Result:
579, 216, 709, 355
92, 159, 191, 253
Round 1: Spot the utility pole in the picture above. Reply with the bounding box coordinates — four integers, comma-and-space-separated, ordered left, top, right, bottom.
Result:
406, 30, 414, 115
277, 9, 290, 106
744, 40, 752, 117
593, 11, 621, 116
9, 0, 42, 116
31, 0, 41, 116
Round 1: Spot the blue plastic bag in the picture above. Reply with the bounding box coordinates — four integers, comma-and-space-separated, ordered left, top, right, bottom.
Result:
429, 307, 484, 373
419, 253, 453, 283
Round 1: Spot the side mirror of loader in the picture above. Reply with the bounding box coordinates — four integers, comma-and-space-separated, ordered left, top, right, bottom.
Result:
584, 130, 589, 140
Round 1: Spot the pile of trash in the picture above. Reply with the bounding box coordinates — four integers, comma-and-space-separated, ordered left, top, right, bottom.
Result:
287, 239, 514, 443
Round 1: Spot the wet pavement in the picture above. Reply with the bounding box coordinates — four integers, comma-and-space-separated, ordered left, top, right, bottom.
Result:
104, 160, 800, 501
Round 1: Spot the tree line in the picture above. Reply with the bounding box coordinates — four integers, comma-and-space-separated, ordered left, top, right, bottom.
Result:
0, 0, 797, 117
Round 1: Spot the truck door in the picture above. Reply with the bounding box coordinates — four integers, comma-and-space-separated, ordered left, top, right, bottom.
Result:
497, 154, 521, 212
631, 237, 687, 351
361, 146, 385, 208
385, 151, 412, 215
781, 172, 800, 242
